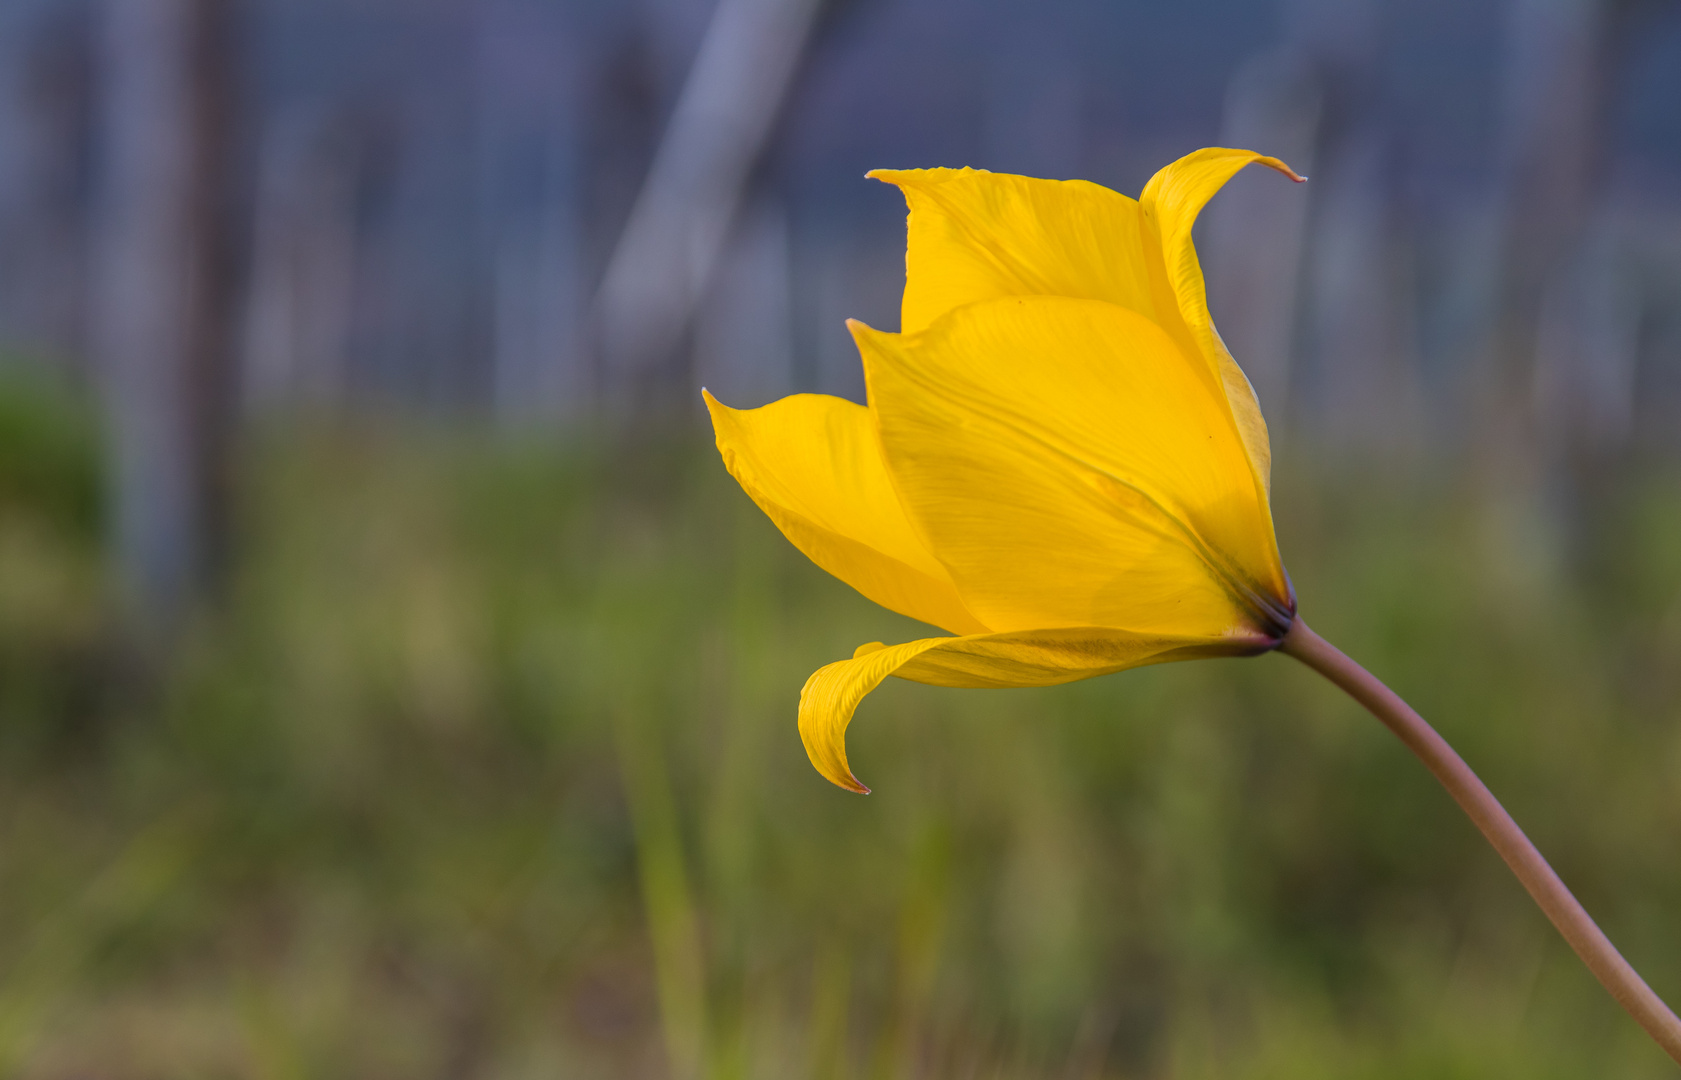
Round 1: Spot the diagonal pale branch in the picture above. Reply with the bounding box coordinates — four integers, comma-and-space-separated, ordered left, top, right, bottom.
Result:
595, 0, 823, 400
1280, 617, 1681, 1064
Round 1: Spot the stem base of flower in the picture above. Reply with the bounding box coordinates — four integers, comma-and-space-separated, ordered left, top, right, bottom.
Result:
1279, 617, 1681, 1064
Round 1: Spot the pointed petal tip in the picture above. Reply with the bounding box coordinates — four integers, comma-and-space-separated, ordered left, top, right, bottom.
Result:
701, 387, 730, 421
866, 168, 958, 190
815, 757, 871, 794
816, 754, 872, 795
1258, 156, 1308, 183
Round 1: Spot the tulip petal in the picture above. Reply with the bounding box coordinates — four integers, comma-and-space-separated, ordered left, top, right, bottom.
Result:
870, 154, 1302, 504
800, 636, 948, 793
869, 168, 1166, 335
801, 627, 1268, 792
705, 390, 988, 635
1140, 147, 1304, 497
854, 297, 1292, 636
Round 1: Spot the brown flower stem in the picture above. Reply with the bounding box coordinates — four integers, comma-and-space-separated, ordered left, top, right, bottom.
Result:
1279, 617, 1681, 1063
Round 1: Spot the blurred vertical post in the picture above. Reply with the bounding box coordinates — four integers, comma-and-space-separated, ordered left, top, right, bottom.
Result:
1205, 48, 1320, 420
1206, 0, 1424, 452
92, 0, 239, 632
474, 0, 587, 423
1488, 0, 1615, 458
594, 0, 822, 412
0, 6, 94, 366
1288, 0, 1418, 451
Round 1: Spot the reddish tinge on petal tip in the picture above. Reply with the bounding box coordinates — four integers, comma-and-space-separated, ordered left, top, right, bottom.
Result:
1259, 158, 1308, 183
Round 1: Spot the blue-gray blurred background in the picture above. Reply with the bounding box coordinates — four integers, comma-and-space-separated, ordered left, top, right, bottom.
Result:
0, 0, 1678, 1076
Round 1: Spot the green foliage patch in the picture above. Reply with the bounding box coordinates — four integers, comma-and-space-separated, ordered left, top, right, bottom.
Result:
0, 424, 1675, 1078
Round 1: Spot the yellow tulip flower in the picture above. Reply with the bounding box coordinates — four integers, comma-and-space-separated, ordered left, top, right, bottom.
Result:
706, 146, 1302, 795
702, 147, 1681, 1060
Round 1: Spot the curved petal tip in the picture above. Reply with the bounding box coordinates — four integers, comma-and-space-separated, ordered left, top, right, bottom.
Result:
799, 638, 955, 795
1258, 156, 1308, 183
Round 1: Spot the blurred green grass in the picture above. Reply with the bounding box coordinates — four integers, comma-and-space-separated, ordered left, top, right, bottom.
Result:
0, 384, 1677, 1077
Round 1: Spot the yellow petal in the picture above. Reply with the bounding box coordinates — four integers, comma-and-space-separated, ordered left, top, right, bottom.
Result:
853, 297, 1292, 636
871, 154, 1302, 504
868, 168, 1162, 334
1139, 147, 1304, 498
800, 636, 948, 793
800, 627, 1269, 792
705, 390, 988, 635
